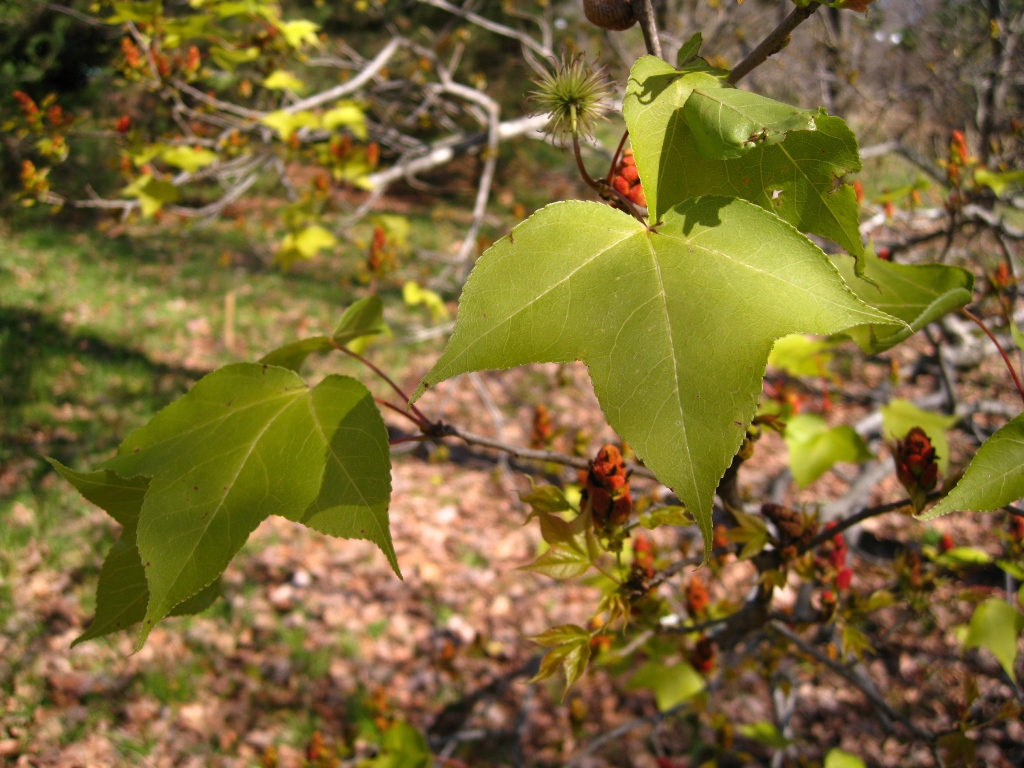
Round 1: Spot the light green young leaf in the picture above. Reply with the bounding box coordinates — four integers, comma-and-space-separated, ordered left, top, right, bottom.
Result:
258, 337, 333, 372
403, 281, 450, 322
737, 721, 792, 748
1011, 319, 1024, 352
529, 625, 592, 698
519, 537, 593, 580
824, 749, 866, 768
623, 57, 863, 261
260, 109, 319, 139
830, 244, 973, 353
367, 721, 432, 768
628, 660, 705, 711
683, 87, 816, 160
277, 18, 321, 48
103, 364, 396, 647
785, 414, 874, 487
160, 146, 218, 173
332, 295, 390, 347
881, 399, 959, 474
262, 70, 306, 92
121, 174, 180, 217
639, 505, 694, 529
519, 482, 572, 514
922, 413, 1024, 520
414, 198, 899, 556
963, 597, 1024, 682
323, 103, 367, 139
277, 225, 338, 267
974, 168, 1024, 197
768, 335, 836, 378
209, 44, 260, 71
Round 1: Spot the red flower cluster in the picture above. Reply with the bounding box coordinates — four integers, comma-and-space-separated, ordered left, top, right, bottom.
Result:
609, 149, 646, 208
685, 574, 710, 617
632, 534, 655, 580
895, 427, 939, 495
531, 404, 554, 449
581, 444, 632, 529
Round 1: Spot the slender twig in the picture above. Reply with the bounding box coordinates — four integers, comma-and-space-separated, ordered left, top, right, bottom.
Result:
335, 343, 431, 423
606, 129, 630, 186
562, 705, 683, 767
630, 0, 663, 59
769, 622, 935, 742
573, 132, 646, 224
801, 496, 936, 554
728, 3, 821, 85
961, 308, 1024, 407
431, 422, 658, 479
376, 398, 430, 429
658, 614, 731, 635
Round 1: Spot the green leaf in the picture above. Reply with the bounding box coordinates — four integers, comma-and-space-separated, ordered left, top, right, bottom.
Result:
102, 364, 397, 647
46, 459, 149, 529
262, 70, 306, 92
519, 482, 572, 514
683, 87, 816, 160
121, 174, 180, 217
160, 146, 218, 173
323, 102, 367, 139
830, 244, 973, 353
936, 546, 993, 566
168, 577, 221, 616
414, 198, 899, 556
628, 660, 705, 711
1011, 319, 1024, 353
47, 461, 220, 643
258, 337, 333, 372
922, 413, 1024, 520
963, 597, 1024, 682
676, 32, 703, 67
367, 722, 431, 768
881, 399, 959, 474
277, 225, 337, 267
529, 625, 592, 697
639, 505, 694, 529
768, 334, 836, 378
974, 168, 1024, 197
332, 295, 390, 347
519, 539, 593, 580
260, 109, 319, 139
624, 57, 863, 260
824, 749, 866, 768
737, 721, 792, 748
785, 414, 873, 487
277, 18, 321, 48
403, 281, 450, 322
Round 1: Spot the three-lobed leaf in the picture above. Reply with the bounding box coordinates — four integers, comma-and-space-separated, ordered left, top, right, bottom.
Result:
100, 363, 396, 646
414, 198, 900, 556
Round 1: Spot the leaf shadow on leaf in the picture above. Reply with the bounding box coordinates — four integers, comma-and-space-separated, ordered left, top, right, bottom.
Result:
627, 71, 679, 106
674, 192, 726, 234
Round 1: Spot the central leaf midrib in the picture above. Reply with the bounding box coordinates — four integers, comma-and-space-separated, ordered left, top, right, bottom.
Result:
144, 392, 303, 618
440, 226, 643, 370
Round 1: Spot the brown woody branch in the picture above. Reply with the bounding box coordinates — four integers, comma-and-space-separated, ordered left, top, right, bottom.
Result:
728, 3, 821, 85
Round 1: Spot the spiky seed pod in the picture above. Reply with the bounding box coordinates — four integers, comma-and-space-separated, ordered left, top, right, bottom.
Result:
583, 0, 637, 30
529, 54, 612, 145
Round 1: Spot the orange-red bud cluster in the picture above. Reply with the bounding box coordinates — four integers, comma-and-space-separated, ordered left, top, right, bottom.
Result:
531, 404, 554, 449
685, 574, 710, 617
609, 149, 646, 208
895, 427, 939, 494
581, 444, 632, 529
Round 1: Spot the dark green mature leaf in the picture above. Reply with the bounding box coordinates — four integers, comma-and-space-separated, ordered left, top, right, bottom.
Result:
923, 413, 1024, 519
259, 337, 332, 372
47, 460, 218, 644
623, 57, 864, 260
103, 363, 396, 646
414, 198, 899, 555
785, 414, 873, 487
831, 245, 974, 353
